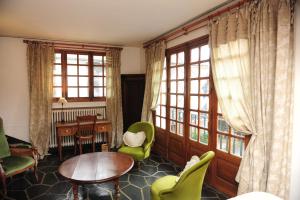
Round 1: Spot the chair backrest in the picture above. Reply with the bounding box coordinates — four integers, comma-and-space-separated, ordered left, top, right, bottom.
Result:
162, 151, 215, 200
76, 115, 97, 137
127, 121, 154, 146
0, 117, 11, 159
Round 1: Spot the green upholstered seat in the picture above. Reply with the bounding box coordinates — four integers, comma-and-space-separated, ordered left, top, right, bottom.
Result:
2, 156, 35, 176
0, 120, 10, 159
151, 151, 215, 200
118, 122, 154, 161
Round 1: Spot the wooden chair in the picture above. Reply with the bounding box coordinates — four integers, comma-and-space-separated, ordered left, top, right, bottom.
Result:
75, 115, 97, 155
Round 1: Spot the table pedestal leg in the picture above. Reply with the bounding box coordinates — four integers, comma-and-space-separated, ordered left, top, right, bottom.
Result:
72, 183, 79, 200
114, 178, 120, 200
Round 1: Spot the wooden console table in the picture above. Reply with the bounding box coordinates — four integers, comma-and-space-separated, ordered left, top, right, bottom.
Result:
56, 120, 112, 161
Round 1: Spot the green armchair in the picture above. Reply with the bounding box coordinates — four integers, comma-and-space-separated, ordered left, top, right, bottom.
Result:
0, 117, 38, 194
151, 151, 215, 200
118, 121, 154, 169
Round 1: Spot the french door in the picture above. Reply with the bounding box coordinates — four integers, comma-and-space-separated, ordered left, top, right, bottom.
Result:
153, 35, 248, 196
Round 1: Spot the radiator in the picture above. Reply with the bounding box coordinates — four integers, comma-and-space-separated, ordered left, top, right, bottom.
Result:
50, 106, 106, 148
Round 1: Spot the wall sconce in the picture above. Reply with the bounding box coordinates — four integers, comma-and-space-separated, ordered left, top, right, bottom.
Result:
58, 97, 68, 122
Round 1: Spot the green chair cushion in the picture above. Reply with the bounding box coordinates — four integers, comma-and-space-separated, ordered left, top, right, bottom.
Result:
0, 118, 11, 159
151, 175, 177, 200
2, 156, 35, 176
118, 146, 145, 161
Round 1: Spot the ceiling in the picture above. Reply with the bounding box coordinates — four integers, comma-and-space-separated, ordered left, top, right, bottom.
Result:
0, 0, 228, 46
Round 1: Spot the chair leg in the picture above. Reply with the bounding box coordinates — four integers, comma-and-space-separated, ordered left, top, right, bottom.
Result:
1, 175, 7, 195
34, 165, 39, 183
92, 138, 95, 152
137, 161, 141, 171
74, 138, 77, 155
79, 140, 83, 155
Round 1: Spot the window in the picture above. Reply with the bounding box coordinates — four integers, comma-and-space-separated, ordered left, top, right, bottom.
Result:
156, 60, 167, 129
53, 51, 106, 101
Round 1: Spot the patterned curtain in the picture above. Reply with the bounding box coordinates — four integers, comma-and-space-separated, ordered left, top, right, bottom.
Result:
209, 0, 295, 198
106, 48, 123, 148
27, 41, 54, 157
141, 41, 166, 122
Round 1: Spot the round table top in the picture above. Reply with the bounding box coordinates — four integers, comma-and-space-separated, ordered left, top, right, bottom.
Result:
58, 152, 134, 184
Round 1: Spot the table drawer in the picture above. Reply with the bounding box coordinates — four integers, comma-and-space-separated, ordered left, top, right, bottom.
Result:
57, 127, 76, 136
95, 124, 111, 132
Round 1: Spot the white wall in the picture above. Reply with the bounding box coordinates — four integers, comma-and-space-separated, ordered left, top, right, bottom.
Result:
121, 46, 145, 74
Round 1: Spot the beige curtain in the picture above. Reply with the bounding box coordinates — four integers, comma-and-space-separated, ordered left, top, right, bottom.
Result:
141, 41, 166, 122
209, 0, 294, 198
106, 48, 123, 148
27, 42, 54, 157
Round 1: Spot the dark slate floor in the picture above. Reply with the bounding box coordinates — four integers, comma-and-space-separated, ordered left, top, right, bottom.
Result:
0, 148, 228, 200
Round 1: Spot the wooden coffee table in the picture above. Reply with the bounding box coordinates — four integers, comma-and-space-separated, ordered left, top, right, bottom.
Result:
58, 152, 134, 200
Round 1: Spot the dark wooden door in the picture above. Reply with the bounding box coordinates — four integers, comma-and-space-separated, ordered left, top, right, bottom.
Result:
121, 74, 145, 132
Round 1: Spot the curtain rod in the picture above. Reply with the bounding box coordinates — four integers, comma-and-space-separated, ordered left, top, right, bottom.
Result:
143, 0, 248, 48
23, 39, 123, 50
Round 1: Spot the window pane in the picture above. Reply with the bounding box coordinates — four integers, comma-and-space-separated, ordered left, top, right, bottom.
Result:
161, 94, 166, 105
67, 65, 77, 75
170, 81, 176, 93
217, 134, 229, 152
53, 87, 62, 98
200, 96, 209, 111
103, 77, 106, 86
170, 108, 176, 120
178, 52, 184, 65
156, 117, 161, 128
53, 76, 62, 86
93, 56, 103, 65
161, 106, 166, 117
79, 87, 89, 97
170, 68, 176, 80
178, 81, 184, 93
190, 126, 198, 141
190, 111, 198, 125
200, 113, 209, 128
177, 67, 184, 79
191, 48, 199, 62
190, 64, 199, 78
94, 87, 103, 97
94, 67, 103, 76
79, 66, 88, 75
231, 137, 244, 157
79, 77, 89, 86
161, 82, 166, 93
177, 95, 184, 108
200, 62, 210, 77
156, 106, 161, 116
177, 109, 184, 122
170, 121, 176, 133
162, 69, 167, 81
200, 79, 209, 94
232, 129, 244, 137
200, 129, 209, 145
79, 55, 88, 65
68, 88, 78, 97
68, 77, 77, 86
161, 118, 166, 129
53, 65, 61, 75
67, 54, 77, 64
200, 45, 210, 61
177, 123, 184, 136
94, 77, 103, 86
190, 80, 199, 94
55, 53, 61, 63
217, 116, 229, 133
190, 96, 198, 110
170, 54, 177, 66
170, 95, 176, 107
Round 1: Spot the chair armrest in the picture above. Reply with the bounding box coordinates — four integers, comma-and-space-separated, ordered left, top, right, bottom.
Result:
143, 142, 152, 152
9, 143, 32, 148
10, 146, 39, 159
0, 159, 5, 176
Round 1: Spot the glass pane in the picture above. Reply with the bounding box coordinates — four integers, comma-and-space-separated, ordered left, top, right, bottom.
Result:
177, 95, 184, 108
200, 79, 209, 94
94, 77, 103, 86
200, 62, 210, 77
67, 54, 77, 64
55, 53, 61, 63
170, 68, 176, 80
161, 118, 166, 129
191, 47, 199, 62
53, 65, 61, 75
178, 81, 184, 93
200, 113, 209, 128
170, 108, 176, 120
156, 117, 161, 128
79, 55, 88, 65
94, 87, 103, 97
178, 52, 184, 65
200, 96, 209, 111
104, 77, 106, 86
79, 66, 88, 75
190, 111, 198, 125
177, 109, 184, 122
190, 64, 199, 78
170, 81, 176, 93
67, 77, 77, 86
161, 106, 166, 117
162, 69, 167, 81
170, 121, 176, 133
156, 106, 161, 116
68, 87, 78, 97
94, 67, 103, 76
161, 82, 166, 93
232, 129, 244, 137
177, 67, 184, 79
217, 134, 229, 152
200, 129, 209, 145
217, 116, 229, 133
177, 123, 184, 136
79, 87, 89, 97
53, 76, 62, 86
93, 56, 103, 65
161, 94, 166, 105
190, 96, 198, 110
190, 126, 198, 141
79, 77, 89, 86
170, 54, 177, 66
104, 88, 106, 96
53, 87, 62, 98
190, 80, 199, 94
200, 45, 210, 61
170, 95, 176, 107
67, 65, 77, 75
231, 137, 244, 157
